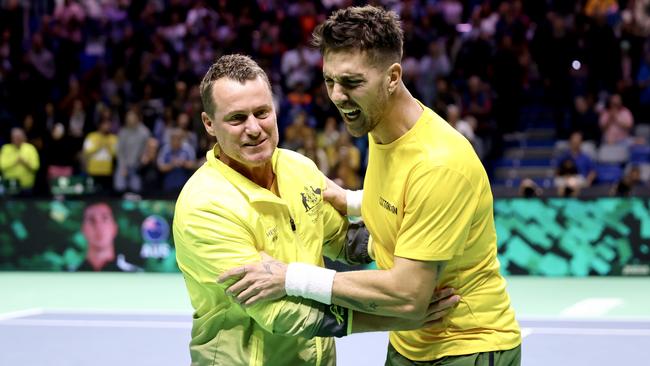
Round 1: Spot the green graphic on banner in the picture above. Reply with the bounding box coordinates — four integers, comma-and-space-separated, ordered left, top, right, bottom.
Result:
495, 198, 650, 276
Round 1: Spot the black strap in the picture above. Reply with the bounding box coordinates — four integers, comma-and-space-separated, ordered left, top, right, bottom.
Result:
313, 304, 350, 338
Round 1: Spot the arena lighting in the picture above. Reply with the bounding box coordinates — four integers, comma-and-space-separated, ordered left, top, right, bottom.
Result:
456, 23, 472, 33
572, 60, 582, 71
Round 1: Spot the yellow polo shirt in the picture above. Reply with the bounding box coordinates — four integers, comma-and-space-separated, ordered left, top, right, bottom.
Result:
173, 146, 349, 366
362, 104, 520, 360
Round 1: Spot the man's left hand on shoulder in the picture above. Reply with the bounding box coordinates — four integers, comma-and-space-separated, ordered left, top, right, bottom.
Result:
217, 252, 288, 306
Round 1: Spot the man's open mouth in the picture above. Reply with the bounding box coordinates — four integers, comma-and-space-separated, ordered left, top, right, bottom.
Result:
340, 107, 361, 120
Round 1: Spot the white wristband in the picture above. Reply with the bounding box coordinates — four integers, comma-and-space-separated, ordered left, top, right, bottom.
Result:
346, 189, 363, 216
285, 263, 336, 305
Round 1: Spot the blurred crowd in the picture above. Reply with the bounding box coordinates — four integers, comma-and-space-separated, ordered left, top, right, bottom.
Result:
0, 0, 649, 198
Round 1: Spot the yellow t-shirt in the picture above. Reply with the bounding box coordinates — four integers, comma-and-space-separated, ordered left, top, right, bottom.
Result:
362, 104, 520, 360
83, 132, 117, 176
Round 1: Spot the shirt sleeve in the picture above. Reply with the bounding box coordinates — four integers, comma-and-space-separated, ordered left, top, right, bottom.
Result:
175, 203, 334, 339
0, 146, 14, 171
25, 144, 40, 171
317, 172, 360, 264
394, 164, 479, 261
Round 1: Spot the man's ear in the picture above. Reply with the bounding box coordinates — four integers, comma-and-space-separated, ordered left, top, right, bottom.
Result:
387, 63, 402, 95
201, 112, 215, 136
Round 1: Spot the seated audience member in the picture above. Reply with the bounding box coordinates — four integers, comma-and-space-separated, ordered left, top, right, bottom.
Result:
610, 165, 644, 197
554, 131, 597, 196
519, 178, 543, 198
555, 158, 584, 197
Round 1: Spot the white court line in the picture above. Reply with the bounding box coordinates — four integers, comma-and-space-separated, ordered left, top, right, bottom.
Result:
44, 308, 193, 316
0, 308, 44, 321
521, 328, 533, 338
560, 298, 623, 317
518, 315, 650, 323
526, 327, 650, 336
1, 319, 191, 329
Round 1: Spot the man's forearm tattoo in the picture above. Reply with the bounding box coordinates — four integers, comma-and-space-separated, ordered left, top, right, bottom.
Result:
344, 298, 378, 313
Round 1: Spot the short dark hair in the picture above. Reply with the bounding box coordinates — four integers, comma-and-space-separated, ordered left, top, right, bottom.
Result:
312, 5, 403, 67
199, 54, 271, 118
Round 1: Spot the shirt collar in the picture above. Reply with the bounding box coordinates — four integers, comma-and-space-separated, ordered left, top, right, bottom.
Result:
205, 144, 284, 205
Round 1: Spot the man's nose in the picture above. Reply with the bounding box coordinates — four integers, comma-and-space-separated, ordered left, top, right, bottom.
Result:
329, 83, 348, 104
244, 116, 262, 136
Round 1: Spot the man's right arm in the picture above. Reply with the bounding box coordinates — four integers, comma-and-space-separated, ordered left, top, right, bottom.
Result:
174, 204, 352, 338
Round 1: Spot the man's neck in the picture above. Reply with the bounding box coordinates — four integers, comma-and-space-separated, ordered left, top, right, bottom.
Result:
370, 85, 423, 145
87, 247, 115, 271
218, 150, 275, 190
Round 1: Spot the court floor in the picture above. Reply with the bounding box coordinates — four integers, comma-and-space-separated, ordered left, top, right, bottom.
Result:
1, 273, 649, 365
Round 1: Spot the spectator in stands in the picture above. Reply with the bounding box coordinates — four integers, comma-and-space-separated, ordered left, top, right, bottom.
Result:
554, 131, 597, 196
0, 127, 40, 194
318, 116, 340, 164
103, 67, 133, 118
280, 40, 321, 91
416, 39, 451, 109
281, 109, 313, 151
554, 158, 582, 197
4, 1, 650, 199
66, 98, 87, 152
610, 165, 644, 197
461, 75, 492, 126
637, 44, 650, 124
298, 129, 329, 176
584, 0, 619, 19
157, 128, 195, 194
432, 77, 460, 118
43, 102, 57, 132
332, 159, 361, 190
447, 104, 484, 158
570, 95, 601, 143
154, 106, 176, 145
95, 103, 120, 134
331, 132, 361, 174
114, 107, 150, 196
25, 32, 55, 105
22, 114, 44, 150
139, 83, 164, 132
492, 34, 523, 135
43, 123, 76, 180
519, 178, 543, 198
599, 93, 634, 145
139, 137, 161, 195
82, 118, 117, 194
177, 111, 198, 154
